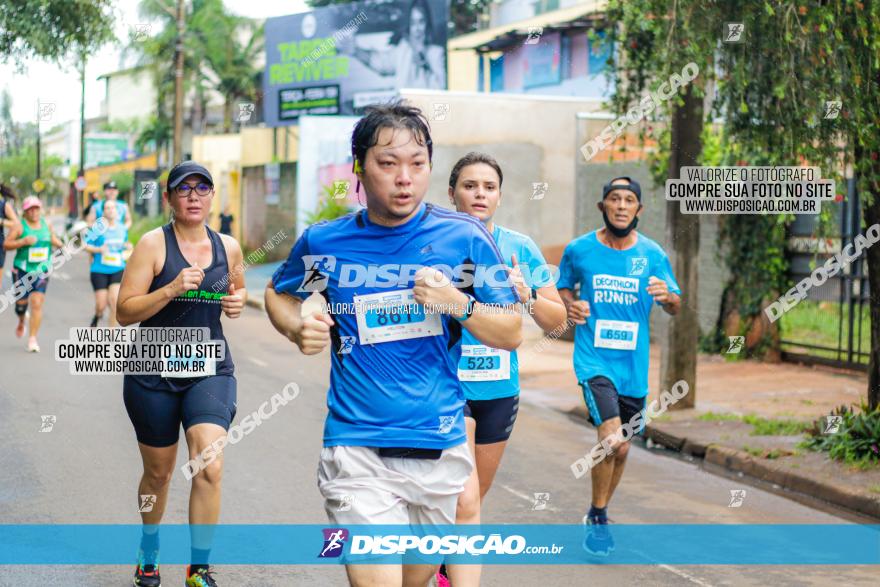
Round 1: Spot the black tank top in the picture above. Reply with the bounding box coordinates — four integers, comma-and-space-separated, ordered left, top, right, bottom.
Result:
130, 223, 235, 391
0, 196, 7, 239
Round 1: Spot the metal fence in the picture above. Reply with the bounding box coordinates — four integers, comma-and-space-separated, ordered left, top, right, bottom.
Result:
780, 178, 870, 371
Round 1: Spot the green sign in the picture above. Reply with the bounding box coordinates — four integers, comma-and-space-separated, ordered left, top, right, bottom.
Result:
85, 137, 128, 169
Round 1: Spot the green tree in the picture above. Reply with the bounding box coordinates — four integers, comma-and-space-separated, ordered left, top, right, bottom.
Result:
127, 0, 211, 157
127, 0, 264, 145
191, 0, 264, 132
0, 145, 65, 200
604, 1, 880, 411
0, 0, 115, 67
713, 1, 880, 410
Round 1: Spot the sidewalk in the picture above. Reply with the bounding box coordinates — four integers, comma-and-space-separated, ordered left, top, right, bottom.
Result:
517, 321, 880, 519
243, 261, 325, 316
243, 261, 282, 311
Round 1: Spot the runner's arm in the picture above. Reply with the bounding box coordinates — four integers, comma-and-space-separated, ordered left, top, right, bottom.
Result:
3, 223, 32, 250
528, 284, 568, 332
265, 283, 305, 341
413, 267, 522, 350
508, 246, 568, 332
116, 230, 177, 326
50, 230, 64, 249
661, 292, 680, 315
461, 301, 523, 351
83, 241, 104, 254
559, 288, 589, 324
220, 234, 247, 317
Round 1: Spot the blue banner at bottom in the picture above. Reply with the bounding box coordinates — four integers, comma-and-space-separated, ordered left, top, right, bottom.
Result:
1, 524, 878, 565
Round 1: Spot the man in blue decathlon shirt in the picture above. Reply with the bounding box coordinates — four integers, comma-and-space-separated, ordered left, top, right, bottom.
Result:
265, 102, 521, 586
558, 176, 681, 556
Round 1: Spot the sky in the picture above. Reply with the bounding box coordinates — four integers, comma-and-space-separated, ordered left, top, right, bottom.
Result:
0, 0, 308, 126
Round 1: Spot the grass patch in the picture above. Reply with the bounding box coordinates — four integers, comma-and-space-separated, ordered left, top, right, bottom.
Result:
743, 415, 811, 436
779, 300, 870, 365
869, 485, 880, 495
129, 215, 167, 245
698, 411, 741, 422
742, 445, 763, 457
698, 411, 810, 436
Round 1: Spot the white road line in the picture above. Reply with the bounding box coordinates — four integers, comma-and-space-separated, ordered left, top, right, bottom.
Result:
629, 547, 715, 586
496, 483, 560, 512
497, 484, 711, 584
657, 563, 714, 587
248, 356, 268, 367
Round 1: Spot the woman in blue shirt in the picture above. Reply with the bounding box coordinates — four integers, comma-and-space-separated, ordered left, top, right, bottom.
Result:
84, 200, 131, 326
443, 152, 567, 586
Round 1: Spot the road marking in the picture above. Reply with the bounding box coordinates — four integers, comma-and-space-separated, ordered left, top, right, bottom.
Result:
630, 547, 714, 586
248, 356, 268, 367
497, 482, 712, 584
496, 483, 560, 512
657, 564, 714, 587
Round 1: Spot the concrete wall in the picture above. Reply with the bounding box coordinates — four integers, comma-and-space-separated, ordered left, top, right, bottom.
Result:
423, 141, 543, 237
241, 162, 296, 259
402, 88, 604, 249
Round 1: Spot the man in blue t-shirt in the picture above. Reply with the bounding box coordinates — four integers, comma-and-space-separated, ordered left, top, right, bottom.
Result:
558, 176, 681, 556
88, 181, 132, 229
265, 102, 521, 586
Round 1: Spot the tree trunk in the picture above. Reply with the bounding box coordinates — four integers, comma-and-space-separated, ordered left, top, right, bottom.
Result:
860, 145, 880, 412
661, 85, 703, 409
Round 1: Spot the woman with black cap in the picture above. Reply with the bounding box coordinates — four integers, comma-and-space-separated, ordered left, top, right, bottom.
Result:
117, 161, 246, 587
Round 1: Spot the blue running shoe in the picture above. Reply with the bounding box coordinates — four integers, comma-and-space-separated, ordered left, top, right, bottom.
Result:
582, 514, 615, 556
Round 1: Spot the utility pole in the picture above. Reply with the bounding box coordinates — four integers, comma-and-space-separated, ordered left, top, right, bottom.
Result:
172, 0, 185, 164
35, 97, 41, 180
79, 55, 86, 174
77, 53, 86, 217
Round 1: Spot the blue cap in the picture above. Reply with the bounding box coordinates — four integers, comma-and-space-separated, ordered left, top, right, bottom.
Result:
167, 161, 213, 189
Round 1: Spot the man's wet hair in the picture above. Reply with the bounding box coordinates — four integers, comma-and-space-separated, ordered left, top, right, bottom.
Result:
350, 100, 433, 168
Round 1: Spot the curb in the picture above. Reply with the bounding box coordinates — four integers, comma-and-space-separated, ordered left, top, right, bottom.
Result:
646, 426, 880, 520
563, 403, 880, 520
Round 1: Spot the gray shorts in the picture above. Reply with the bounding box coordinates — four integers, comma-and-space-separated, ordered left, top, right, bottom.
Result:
317, 443, 473, 527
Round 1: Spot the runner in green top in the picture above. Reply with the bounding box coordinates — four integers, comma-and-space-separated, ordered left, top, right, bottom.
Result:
3, 196, 63, 352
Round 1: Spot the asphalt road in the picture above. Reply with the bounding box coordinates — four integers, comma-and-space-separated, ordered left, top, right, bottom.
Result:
0, 243, 876, 586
